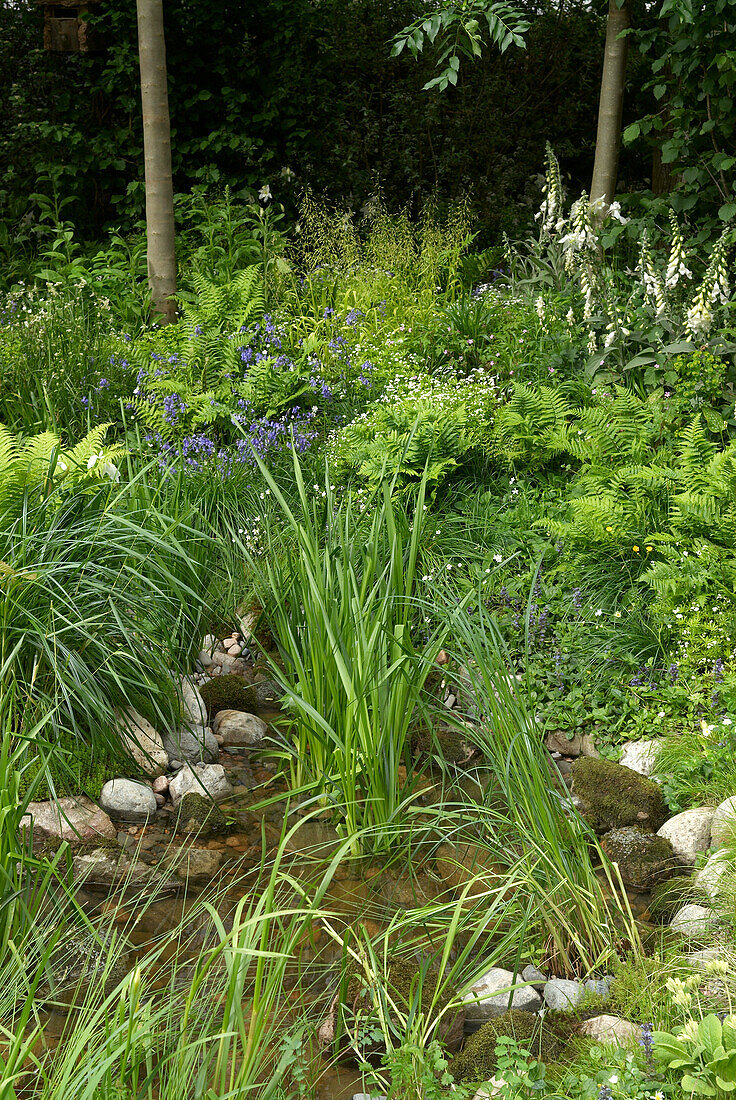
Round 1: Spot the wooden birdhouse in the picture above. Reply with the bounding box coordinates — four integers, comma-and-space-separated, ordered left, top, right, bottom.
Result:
36, 0, 102, 52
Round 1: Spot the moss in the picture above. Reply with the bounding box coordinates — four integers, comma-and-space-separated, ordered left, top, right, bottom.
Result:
18, 741, 118, 802
175, 792, 230, 837
199, 674, 260, 720
449, 1010, 576, 1083
601, 827, 683, 890
335, 956, 464, 1058
572, 757, 668, 833
412, 722, 475, 767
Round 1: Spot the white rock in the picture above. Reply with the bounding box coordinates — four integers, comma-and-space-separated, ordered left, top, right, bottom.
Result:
100, 779, 157, 823
169, 763, 232, 806
543, 978, 584, 1011
710, 796, 736, 848
118, 707, 168, 777
687, 948, 726, 971
657, 807, 715, 866
619, 739, 663, 777
20, 797, 116, 846
462, 967, 542, 1022
579, 1015, 640, 1045
695, 852, 732, 900
213, 709, 267, 746
178, 675, 207, 726
152, 775, 169, 794
72, 848, 159, 886
670, 903, 719, 940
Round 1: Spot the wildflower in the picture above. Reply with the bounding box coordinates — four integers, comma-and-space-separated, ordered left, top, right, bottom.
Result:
605, 526, 613, 532
493, 553, 503, 563
646, 545, 653, 551
280, 166, 296, 182
594, 609, 603, 617
258, 184, 272, 203
633, 545, 640, 552
613, 610, 621, 618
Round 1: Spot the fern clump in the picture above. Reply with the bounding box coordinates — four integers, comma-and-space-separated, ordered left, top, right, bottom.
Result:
0, 423, 124, 520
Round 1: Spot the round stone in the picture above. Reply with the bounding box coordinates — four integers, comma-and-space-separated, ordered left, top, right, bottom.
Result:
657, 807, 716, 865
670, 903, 719, 940
99, 779, 157, 823
710, 796, 736, 848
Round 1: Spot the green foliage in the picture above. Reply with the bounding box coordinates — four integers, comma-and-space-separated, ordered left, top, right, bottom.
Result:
449, 1011, 571, 1082
0, 423, 123, 519
654, 1013, 736, 1097
391, 2, 530, 93
627, 0, 736, 222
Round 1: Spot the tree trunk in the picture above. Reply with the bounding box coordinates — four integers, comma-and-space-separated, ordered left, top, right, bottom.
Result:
137, 0, 177, 323
590, 0, 630, 207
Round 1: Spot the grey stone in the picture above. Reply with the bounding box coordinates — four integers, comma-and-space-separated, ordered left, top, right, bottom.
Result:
521, 964, 547, 989
213, 709, 267, 746
178, 675, 207, 726
710, 796, 736, 848
152, 775, 169, 794
197, 649, 214, 669
670, 903, 720, 940
99, 779, 157, 823
543, 978, 584, 1011
20, 796, 116, 847
695, 852, 732, 901
619, 739, 663, 778
462, 967, 543, 1023
169, 763, 232, 806
72, 848, 160, 887
118, 706, 168, 777
579, 1015, 640, 1045
162, 725, 219, 764
163, 846, 223, 881
657, 807, 715, 866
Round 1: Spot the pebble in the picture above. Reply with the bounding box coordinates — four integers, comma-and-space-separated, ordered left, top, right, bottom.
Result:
579, 1015, 640, 1045
462, 967, 542, 1023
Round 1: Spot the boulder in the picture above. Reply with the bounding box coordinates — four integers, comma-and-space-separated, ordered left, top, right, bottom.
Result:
657, 807, 715, 866
99, 779, 157, 823
72, 848, 160, 887
118, 707, 168, 777
618, 739, 663, 777
162, 725, 219, 765
601, 827, 682, 890
213, 709, 267, 746
695, 852, 732, 901
546, 730, 582, 756
199, 675, 280, 721
20, 796, 116, 847
163, 846, 223, 882
579, 1015, 640, 1045
670, 903, 719, 941
709, 796, 736, 848
178, 675, 207, 726
169, 763, 232, 806
571, 757, 668, 833
462, 968, 542, 1024
543, 979, 584, 1011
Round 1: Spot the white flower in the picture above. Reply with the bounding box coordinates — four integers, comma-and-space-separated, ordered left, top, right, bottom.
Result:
658, 710, 665, 718
607, 201, 629, 224
258, 184, 272, 202
594, 609, 603, 617
87, 452, 103, 469
57, 460, 68, 474
608, 1075, 619, 1085
493, 554, 503, 563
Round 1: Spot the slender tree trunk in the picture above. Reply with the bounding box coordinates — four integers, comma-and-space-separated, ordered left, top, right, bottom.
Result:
137, 0, 177, 323
590, 0, 630, 207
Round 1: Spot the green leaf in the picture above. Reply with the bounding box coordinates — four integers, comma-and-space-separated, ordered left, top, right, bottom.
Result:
719, 204, 736, 221
623, 122, 641, 142
681, 1075, 717, 1097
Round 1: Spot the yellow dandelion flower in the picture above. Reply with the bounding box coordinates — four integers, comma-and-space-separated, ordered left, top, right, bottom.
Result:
646, 545, 653, 551
633, 545, 640, 552
605, 526, 613, 532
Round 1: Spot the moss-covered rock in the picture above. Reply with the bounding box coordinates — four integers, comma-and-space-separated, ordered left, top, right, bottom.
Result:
199, 674, 279, 720
449, 1009, 576, 1083
601, 827, 683, 890
571, 757, 668, 833
321, 957, 464, 1062
175, 792, 230, 837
